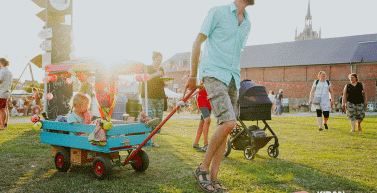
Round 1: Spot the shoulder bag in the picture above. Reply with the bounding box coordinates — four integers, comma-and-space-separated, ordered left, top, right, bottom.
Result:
312, 81, 325, 105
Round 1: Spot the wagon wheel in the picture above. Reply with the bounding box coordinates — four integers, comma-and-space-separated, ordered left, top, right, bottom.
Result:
244, 146, 256, 160
54, 149, 71, 172
131, 149, 149, 172
267, 144, 279, 158
93, 155, 113, 180
223, 139, 232, 157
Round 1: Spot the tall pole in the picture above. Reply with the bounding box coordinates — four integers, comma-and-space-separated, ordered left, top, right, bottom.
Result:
28, 63, 35, 82
43, 0, 48, 113
144, 67, 148, 116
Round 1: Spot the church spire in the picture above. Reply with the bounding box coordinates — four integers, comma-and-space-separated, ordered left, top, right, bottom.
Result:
295, 0, 321, 41
306, 0, 312, 20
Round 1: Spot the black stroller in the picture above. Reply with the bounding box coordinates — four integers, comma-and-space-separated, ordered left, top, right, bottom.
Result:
224, 80, 279, 160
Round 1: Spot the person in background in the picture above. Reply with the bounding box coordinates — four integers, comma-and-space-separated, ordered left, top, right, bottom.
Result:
5, 96, 13, 126
0, 58, 13, 130
338, 95, 345, 114
10, 102, 20, 117
342, 73, 367, 132
309, 71, 334, 131
141, 51, 165, 148
275, 89, 283, 115
185, 0, 254, 192
267, 90, 275, 114
32, 87, 41, 109
18, 97, 28, 116
193, 85, 212, 152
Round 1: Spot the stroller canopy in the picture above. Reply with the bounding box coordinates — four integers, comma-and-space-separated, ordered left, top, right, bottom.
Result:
239, 80, 271, 108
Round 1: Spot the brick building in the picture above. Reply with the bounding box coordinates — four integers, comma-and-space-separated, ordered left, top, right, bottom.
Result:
162, 34, 377, 108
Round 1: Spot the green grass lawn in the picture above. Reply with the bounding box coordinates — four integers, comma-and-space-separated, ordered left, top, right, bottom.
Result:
1, 116, 376, 193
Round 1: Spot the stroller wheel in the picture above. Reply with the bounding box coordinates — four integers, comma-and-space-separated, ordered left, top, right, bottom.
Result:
267, 144, 279, 158
223, 139, 232, 157
244, 146, 256, 160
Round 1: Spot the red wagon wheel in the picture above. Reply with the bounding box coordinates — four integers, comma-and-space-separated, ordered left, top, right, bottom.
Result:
93, 155, 112, 180
131, 149, 149, 172
54, 149, 71, 172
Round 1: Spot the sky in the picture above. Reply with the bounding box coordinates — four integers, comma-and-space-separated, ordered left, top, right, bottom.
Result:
1, 0, 376, 83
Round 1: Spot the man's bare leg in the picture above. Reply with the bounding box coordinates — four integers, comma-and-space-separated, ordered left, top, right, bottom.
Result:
210, 135, 227, 181
199, 120, 234, 171
0, 108, 5, 130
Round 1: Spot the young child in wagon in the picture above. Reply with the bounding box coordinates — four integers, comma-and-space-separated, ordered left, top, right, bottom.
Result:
67, 93, 93, 136
67, 93, 93, 124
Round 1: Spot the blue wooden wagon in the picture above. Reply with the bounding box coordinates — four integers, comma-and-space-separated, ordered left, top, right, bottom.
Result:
40, 120, 151, 179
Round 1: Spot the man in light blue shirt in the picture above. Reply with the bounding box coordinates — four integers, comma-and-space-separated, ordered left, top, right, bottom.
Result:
186, 0, 253, 192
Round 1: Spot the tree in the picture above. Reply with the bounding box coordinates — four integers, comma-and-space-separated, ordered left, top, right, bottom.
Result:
23, 82, 45, 93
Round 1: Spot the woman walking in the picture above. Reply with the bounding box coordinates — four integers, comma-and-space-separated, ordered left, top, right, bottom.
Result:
341, 73, 367, 132
309, 71, 334, 131
268, 90, 275, 114
274, 89, 283, 115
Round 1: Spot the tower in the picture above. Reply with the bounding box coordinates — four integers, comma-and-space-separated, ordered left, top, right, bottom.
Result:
295, 0, 321, 41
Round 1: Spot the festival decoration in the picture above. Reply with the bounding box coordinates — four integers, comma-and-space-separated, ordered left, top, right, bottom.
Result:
135, 74, 143, 82
66, 78, 73, 85
49, 74, 58, 82
46, 93, 53, 100
143, 74, 151, 81
33, 122, 43, 130
31, 115, 40, 123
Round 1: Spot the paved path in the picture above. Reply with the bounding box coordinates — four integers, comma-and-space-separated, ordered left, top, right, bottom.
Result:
166, 112, 377, 119
8, 112, 377, 123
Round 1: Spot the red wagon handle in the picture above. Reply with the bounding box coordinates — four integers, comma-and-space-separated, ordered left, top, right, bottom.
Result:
123, 86, 202, 166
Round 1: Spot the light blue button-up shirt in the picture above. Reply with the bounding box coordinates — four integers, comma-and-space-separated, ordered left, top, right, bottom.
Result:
198, 3, 251, 89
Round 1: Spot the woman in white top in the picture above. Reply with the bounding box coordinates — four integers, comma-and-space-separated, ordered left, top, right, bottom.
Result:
309, 71, 334, 131
267, 90, 275, 114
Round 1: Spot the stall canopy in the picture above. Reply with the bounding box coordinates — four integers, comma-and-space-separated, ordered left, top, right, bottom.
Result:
11, 90, 33, 96
164, 88, 182, 99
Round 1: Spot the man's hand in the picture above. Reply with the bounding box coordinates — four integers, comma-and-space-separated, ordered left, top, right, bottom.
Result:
185, 77, 197, 91
330, 100, 334, 107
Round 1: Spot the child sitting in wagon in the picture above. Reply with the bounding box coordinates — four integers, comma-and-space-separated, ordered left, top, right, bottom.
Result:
67, 93, 93, 136
67, 93, 93, 125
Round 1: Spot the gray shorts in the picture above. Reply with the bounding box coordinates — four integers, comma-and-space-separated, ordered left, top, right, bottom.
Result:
200, 107, 211, 121
203, 77, 239, 125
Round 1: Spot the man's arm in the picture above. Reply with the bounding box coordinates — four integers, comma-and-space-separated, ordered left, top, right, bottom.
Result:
149, 71, 164, 79
0, 70, 4, 84
342, 84, 347, 108
309, 86, 316, 105
329, 86, 334, 106
186, 33, 207, 91
362, 82, 367, 107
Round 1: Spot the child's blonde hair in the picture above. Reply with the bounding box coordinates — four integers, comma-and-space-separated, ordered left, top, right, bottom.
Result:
71, 93, 90, 111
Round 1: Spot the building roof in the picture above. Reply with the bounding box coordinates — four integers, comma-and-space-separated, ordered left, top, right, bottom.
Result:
162, 52, 191, 72
240, 33, 377, 68
163, 34, 377, 71
351, 41, 377, 63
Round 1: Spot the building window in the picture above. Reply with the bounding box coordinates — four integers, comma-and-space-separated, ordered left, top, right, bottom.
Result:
179, 61, 184, 66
